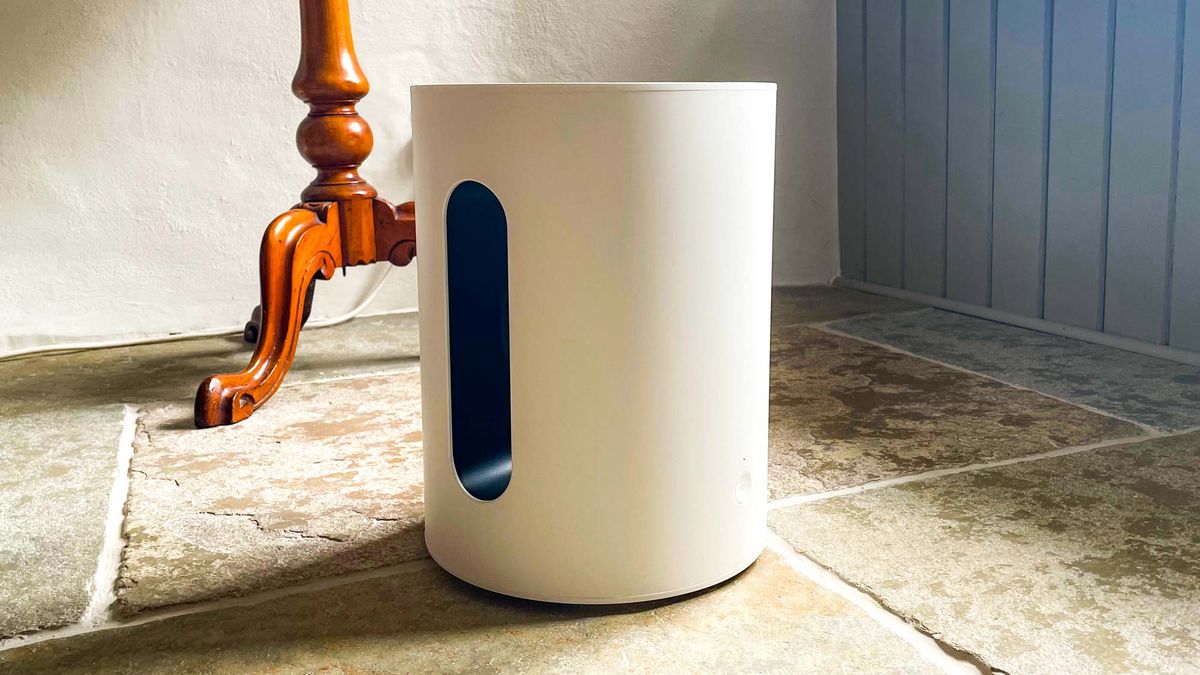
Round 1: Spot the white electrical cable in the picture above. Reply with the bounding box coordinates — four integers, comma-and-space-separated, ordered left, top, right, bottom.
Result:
0, 267, 395, 363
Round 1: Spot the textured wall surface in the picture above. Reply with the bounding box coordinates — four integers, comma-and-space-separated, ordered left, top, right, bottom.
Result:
0, 0, 836, 351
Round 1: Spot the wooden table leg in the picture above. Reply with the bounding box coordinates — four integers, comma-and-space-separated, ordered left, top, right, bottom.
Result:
242, 279, 315, 344
194, 0, 416, 428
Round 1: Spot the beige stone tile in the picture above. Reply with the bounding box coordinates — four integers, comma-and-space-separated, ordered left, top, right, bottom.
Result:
772, 285, 920, 329
768, 327, 1140, 497
769, 431, 1200, 674
832, 308, 1200, 431
0, 406, 124, 637
116, 369, 425, 615
0, 313, 418, 634
0, 552, 938, 674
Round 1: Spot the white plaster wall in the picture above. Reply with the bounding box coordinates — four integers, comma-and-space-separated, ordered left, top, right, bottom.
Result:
0, 0, 836, 351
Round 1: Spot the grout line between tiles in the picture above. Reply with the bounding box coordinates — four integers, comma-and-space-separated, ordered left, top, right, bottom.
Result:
810, 320, 1159, 434
766, 427, 1200, 512
79, 404, 138, 628
0, 558, 437, 653
765, 532, 986, 675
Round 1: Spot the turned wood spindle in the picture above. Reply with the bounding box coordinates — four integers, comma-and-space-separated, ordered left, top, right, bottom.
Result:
194, 0, 416, 429
295, 0, 376, 203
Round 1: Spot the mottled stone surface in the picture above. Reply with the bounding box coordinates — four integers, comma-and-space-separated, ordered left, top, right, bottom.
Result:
830, 308, 1200, 431
768, 327, 1140, 497
0, 313, 419, 418
0, 313, 419, 636
772, 285, 920, 329
0, 406, 124, 637
770, 432, 1200, 674
0, 552, 938, 674
117, 369, 425, 615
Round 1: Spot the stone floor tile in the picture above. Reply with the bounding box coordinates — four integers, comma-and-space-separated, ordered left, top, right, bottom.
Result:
769, 431, 1200, 674
0, 407, 125, 637
830, 308, 1200, 431
769, 327, 1140, 497
0, 313, 418, 634
0, 312, 419, 418
0, 551, 939, 674
772, 285, 920, 329
116, 369, 425, 615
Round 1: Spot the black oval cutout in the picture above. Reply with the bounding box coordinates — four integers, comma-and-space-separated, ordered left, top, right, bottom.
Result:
446, 180, 512, 501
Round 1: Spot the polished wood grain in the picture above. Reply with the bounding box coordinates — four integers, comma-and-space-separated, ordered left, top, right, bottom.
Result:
294, 0, 376, 203
196, 206, 342, 427
195, 0, 416, 428
375, 198, 418, 267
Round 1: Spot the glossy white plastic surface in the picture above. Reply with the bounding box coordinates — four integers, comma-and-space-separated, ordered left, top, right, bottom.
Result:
413, 82, 777, 603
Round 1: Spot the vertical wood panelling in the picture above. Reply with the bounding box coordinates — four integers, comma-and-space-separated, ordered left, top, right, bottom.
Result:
1170, 0, 1200, 349
835, 0, 1198, 354
864, 0, 905, 287
944, 0, 995, 306
1043, 0, 1115, 331
836, 0, 867, 281
1104, 0, 1182, 343
903, 0, 949, 296
990, 0, 1050, 318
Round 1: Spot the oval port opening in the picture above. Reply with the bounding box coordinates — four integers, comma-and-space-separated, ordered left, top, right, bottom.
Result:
446, 180, 512, 501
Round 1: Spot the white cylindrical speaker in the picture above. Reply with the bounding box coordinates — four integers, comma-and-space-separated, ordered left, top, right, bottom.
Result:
412, 83, 776, 603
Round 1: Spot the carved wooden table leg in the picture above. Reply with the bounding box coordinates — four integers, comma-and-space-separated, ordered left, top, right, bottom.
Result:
242, 280, 315, 344
194, 0, 416, 428
196, 207, 342, 426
